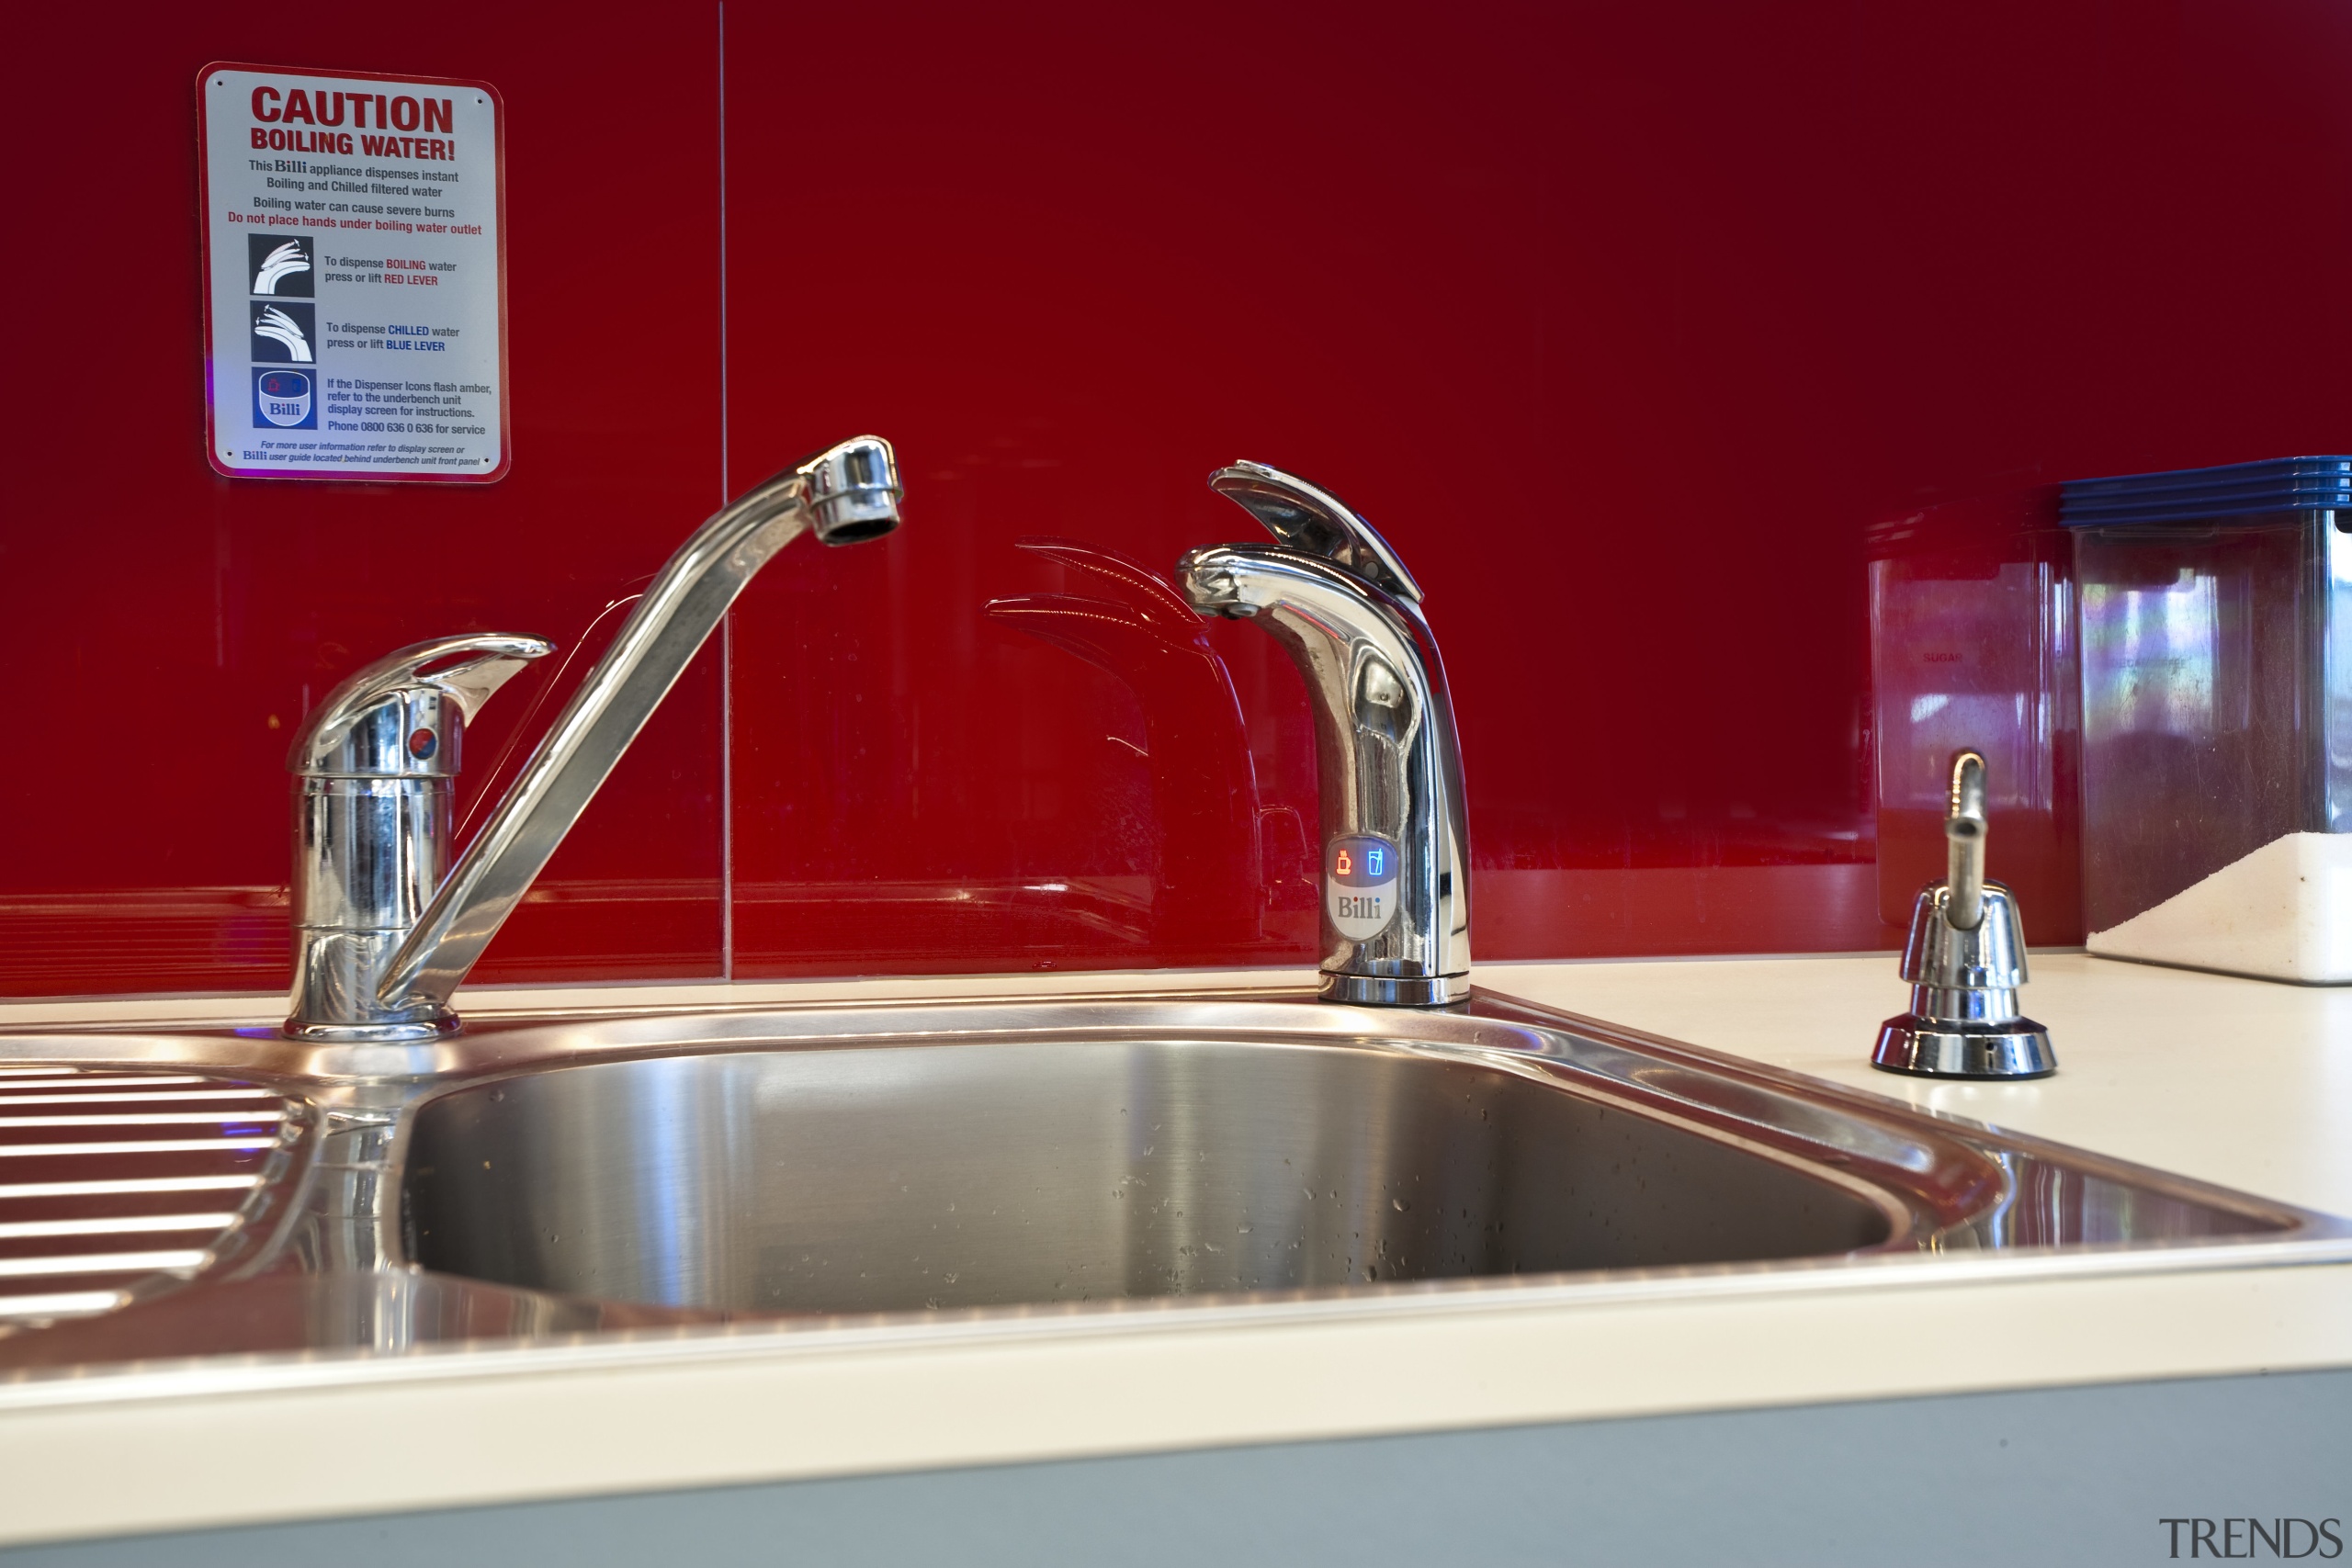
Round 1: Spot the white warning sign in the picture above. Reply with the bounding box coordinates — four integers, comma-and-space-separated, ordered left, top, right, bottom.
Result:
198, 63, 507, 482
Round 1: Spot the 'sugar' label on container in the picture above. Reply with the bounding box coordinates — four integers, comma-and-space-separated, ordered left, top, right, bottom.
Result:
198, 62, 507, 481
1327, 834, 1401, 942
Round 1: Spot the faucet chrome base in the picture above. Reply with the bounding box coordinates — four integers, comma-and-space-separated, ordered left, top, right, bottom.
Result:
1320, 973, 1470, 1008
279, 1015, 457, 1045
1871, 1015, 2056, 1079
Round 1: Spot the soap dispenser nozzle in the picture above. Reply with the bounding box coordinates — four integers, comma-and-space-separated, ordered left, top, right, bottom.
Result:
1871, 750, 2057, 1079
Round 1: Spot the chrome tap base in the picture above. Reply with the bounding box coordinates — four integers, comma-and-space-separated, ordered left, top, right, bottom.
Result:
1871, 1015, 2056, 1079
279, 1015, 458, 1045
1320, 972, 1471, 1008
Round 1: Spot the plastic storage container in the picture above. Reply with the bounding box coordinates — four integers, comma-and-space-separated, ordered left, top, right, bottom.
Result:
2063, 457, 2352, 982
1867, 491, 2081, 943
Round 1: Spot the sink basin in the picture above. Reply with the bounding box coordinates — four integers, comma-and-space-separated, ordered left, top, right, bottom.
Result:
393, 991, 2310, 1319
401, 1037, 1891, 1314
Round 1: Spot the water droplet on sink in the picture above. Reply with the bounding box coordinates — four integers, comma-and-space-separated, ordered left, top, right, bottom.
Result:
1392, 1198, 1409, 1212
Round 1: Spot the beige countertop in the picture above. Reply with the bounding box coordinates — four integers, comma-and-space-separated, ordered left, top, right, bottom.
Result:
1, 951, 2347, 1546
1498, 950, 2352, 1217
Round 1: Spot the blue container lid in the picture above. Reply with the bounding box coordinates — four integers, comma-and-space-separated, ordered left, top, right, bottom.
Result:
2060, 456, 2352, 527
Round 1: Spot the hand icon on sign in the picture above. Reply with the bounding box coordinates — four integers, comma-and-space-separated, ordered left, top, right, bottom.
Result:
253, 241, 311, 295
254, 306, 313, 363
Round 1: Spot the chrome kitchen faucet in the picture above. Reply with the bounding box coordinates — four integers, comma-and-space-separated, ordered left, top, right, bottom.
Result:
1177, 462, 1470, 1006
1871, 750, 2057, 1078
284, 436, 903, 1043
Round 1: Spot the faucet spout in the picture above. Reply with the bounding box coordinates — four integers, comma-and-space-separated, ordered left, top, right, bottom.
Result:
1942, 750, 1989, 931
378, 436, 901, 1023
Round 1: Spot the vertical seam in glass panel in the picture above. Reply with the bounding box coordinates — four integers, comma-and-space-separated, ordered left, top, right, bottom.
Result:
717, 0, 734, 980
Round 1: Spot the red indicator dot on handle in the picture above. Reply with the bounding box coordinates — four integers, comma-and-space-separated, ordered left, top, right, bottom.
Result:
407, 728, 438, 760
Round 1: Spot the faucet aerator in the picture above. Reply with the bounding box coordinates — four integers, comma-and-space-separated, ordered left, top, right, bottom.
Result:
802, 435, 905, 545
814, 504, 900, 545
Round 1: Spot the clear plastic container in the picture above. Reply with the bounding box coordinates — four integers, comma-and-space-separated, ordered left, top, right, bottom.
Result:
1866, 491, 2079, 941
2064, 457, 2352, 981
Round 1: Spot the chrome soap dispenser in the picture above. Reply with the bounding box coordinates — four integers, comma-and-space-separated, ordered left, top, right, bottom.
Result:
1872, 750, 2057, 1079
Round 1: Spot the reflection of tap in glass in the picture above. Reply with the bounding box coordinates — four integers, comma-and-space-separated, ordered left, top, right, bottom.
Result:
985, 537, 1290, 957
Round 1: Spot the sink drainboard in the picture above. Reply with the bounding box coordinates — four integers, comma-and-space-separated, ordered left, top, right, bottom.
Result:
0, 1065, 300, 1328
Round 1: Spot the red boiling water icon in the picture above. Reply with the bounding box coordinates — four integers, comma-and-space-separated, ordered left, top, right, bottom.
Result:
1328, 836, 1395, 886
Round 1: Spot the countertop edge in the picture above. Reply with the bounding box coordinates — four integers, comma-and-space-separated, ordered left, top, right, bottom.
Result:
1, 1258, 2346, 1548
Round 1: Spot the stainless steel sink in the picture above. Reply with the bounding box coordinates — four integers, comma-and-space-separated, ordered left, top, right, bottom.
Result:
390, 989, 2313, 1317
0, 986, 2342, 1372
401, 1034, 1894, 1314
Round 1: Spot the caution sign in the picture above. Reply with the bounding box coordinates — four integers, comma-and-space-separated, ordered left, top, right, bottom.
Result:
198, 63, 507, 482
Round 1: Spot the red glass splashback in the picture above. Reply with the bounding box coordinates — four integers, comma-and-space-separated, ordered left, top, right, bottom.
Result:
7, 2, 2352, 994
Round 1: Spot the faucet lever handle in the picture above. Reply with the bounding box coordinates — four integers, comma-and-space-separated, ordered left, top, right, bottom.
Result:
290, 633, 554, 779
1209, 460, 1425, 604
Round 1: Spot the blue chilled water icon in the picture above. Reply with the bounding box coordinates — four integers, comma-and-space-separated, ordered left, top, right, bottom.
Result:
1327, 833, 1400, 941
252, 368, 316, 430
